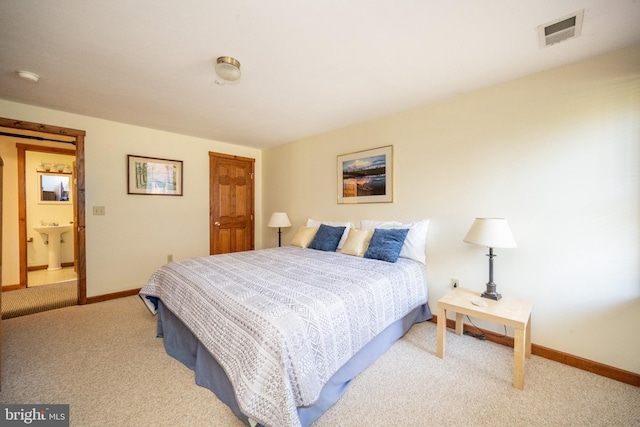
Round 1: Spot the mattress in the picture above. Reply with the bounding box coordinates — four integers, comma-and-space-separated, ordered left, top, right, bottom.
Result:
140, 246, 431, 427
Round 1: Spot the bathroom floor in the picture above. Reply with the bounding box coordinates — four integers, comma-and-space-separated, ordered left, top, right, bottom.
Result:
28, 266, 77, 287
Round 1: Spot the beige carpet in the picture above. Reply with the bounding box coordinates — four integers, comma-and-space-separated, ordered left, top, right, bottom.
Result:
1, 296, 638, 426
1, 280, 77, 319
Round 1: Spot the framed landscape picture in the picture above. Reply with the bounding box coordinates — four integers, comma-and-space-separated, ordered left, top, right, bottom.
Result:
337, 145, 393, 204
127, 155, 183, 196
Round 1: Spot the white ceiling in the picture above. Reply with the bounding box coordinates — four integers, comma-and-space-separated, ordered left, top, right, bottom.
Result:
1, 1, 639, 149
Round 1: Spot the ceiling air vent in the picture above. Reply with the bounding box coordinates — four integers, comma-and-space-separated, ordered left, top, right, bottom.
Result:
538, 10, 584, 47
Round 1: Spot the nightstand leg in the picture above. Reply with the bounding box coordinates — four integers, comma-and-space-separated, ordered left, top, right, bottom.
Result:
513, 327, 525, 390
437, 306, 446, 358
455, 312, 464, 336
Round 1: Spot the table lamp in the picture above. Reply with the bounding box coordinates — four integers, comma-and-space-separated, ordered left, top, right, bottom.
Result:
463, 218, 517, 300
267, 212, 291, 247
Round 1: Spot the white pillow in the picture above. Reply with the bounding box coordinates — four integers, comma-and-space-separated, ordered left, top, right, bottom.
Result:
359, 219, 430, 264
306, 219, 354, 250
340, 229, 374, 257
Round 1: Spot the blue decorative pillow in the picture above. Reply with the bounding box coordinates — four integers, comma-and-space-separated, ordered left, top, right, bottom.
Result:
309, 224, 346, 252
364, 228, 410, 263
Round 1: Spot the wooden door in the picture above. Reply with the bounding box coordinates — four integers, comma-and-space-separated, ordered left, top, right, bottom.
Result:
209, 152, 255, 254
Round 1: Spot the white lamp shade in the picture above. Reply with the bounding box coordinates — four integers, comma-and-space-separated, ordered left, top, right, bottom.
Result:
267, 212, 291, 228
463, 218, 517, 248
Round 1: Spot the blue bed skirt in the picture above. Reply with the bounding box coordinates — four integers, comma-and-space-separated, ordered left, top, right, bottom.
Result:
156, 300, 431, 427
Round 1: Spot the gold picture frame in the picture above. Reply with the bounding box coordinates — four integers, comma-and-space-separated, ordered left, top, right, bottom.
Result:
337, 145, 393, 204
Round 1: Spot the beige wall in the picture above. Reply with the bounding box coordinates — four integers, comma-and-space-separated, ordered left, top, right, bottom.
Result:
0, 100, 262, 296
262, 45, 640, 374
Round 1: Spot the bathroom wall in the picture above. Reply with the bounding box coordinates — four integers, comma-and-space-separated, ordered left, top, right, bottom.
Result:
0, 140, 18, 285
0, 139, 75, 284
25, 151, 75, 268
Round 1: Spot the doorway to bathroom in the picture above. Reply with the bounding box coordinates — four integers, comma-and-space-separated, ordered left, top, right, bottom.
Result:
0, 117, 87, 304
21, 145, 76, 288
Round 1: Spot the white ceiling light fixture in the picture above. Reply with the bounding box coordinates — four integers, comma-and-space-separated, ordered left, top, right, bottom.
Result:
16, 70, 40, 83
215, 56, 241, 82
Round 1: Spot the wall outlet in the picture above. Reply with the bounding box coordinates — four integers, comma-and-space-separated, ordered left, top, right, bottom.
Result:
167, 254, 173, 263
451, 278, 460, 288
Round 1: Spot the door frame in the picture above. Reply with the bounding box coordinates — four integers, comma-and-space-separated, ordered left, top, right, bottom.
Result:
0, 117, 87, 304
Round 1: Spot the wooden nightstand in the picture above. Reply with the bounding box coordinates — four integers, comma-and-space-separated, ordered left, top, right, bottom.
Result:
436, 287, 532, 390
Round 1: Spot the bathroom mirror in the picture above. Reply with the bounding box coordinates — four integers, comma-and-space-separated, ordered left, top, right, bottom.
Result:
39, 173, 71, 203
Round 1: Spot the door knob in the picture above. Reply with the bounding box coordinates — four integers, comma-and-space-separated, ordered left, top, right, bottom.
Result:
214, 221, 221, 226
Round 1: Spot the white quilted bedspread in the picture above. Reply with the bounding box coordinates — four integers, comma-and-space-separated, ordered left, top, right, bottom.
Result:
139, 246, 427, 427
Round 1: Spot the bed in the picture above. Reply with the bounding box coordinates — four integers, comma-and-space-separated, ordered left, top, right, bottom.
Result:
139, 244, 430, 427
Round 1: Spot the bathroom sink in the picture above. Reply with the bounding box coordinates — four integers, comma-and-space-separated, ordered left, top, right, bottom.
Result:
33, 224, 74, 270
33, 224, 73, 234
